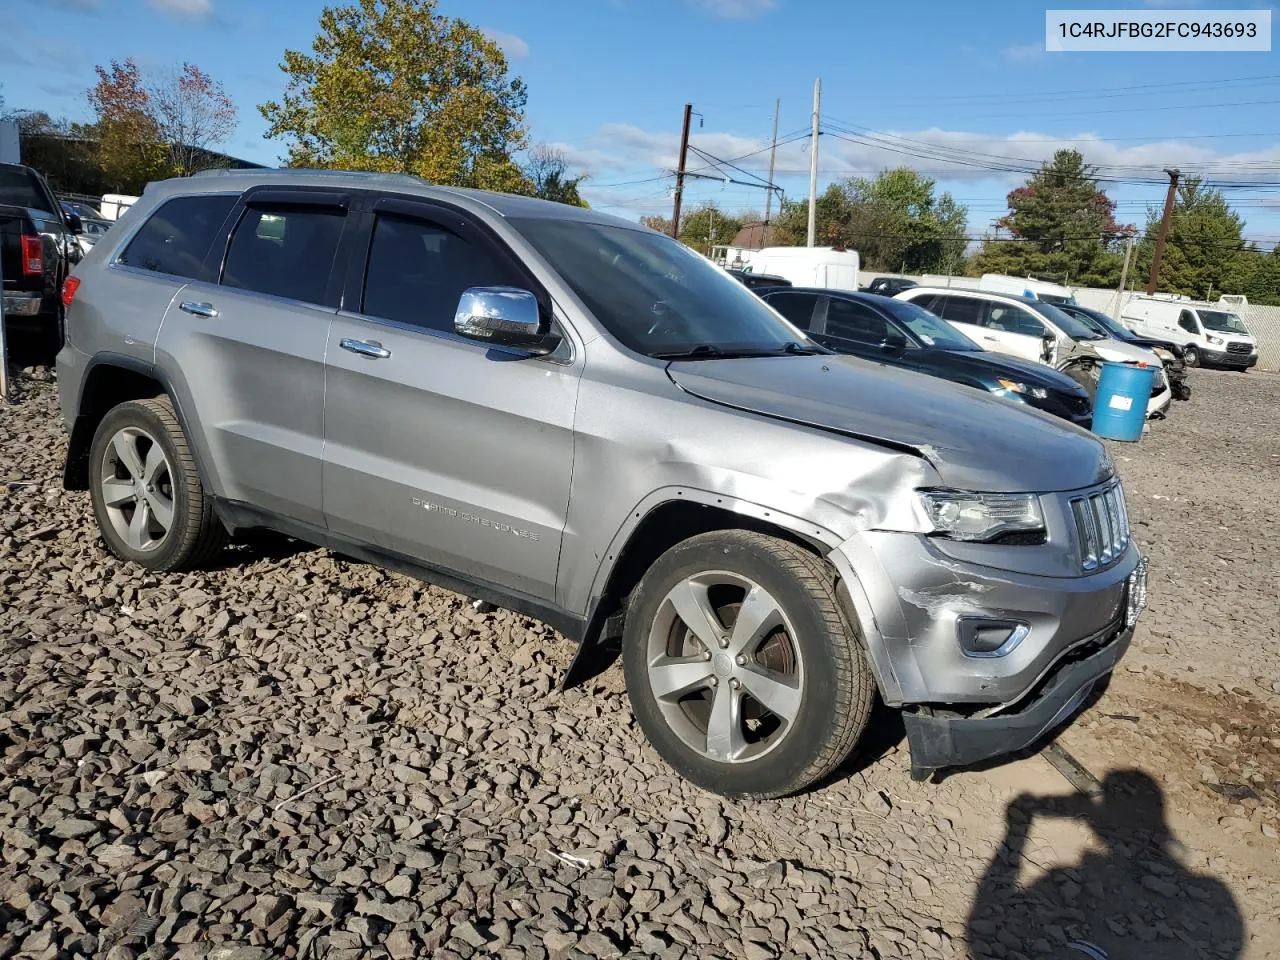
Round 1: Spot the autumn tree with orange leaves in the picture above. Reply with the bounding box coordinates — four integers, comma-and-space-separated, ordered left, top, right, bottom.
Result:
88, 58, 237, 192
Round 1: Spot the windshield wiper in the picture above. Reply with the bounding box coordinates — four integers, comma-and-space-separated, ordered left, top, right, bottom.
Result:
654, 341, 826, 361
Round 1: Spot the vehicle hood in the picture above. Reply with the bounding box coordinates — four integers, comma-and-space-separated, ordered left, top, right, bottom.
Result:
667, 354, 1111, 493
930, 349, 1086, 394
1088, 338, 1161, 366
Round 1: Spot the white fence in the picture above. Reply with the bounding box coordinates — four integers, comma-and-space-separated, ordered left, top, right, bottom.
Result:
876, 273, 1280, 372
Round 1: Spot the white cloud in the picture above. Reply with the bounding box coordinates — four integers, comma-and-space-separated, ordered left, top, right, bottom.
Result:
688, 0, 776, 19
147, 0, 213, 18
481, 28, 530, 60
1004, 41, 1044, 62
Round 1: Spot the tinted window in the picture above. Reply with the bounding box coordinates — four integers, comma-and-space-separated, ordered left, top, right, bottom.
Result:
984, 303, 1045, 338
222, 205, 344, 304
765, 292, 819, 330
1178, 310, 1198, 333
908, 293, 939, 313
119, 194, 237, 279
935, 295, 984, 326
513, 218, 811, 357
0, 167, 46, 208
362, 215, 522, 334
824, 298, 895, 343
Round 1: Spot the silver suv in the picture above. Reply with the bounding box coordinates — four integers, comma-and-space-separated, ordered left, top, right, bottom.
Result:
56, 170, 1148, 798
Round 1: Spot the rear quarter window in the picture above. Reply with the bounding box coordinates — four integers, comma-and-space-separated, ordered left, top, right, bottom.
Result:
117, 194, 238, 280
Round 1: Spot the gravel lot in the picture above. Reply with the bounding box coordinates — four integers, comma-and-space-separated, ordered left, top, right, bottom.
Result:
2, 362, 1278, 960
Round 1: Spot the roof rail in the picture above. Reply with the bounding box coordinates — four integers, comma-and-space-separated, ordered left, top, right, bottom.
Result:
190, 166, 429, 185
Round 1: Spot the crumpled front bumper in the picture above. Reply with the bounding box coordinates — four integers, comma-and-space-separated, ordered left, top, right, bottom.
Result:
901, 619, 1133, 778
828, 508, 1149, 776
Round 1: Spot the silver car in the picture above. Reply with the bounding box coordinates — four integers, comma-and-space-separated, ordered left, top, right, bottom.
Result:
56, 170, 1148, 798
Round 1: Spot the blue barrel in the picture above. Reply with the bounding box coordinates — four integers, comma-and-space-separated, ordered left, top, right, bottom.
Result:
1091, 362, 1156, 441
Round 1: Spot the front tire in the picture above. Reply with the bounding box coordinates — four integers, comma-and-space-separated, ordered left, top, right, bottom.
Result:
88, 398, 226, 571
623, 530, 875, 798
1183, 345, 1200, 368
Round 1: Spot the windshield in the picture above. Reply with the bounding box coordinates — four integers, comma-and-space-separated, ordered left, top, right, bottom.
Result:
0, 168, 45, 209
1196, 309, 1249, 334
1036, 300, 1107, 340
880, 297, 981, 351
1063, 305, 1130, 339
514, 218, 812, 357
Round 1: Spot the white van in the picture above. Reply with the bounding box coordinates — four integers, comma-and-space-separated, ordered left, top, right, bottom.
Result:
978, 274, 1078, 306
737, 247, 859, 290
98, 193, 139, 222
1120, 296, 1258, 369
896, 286, 1172, 418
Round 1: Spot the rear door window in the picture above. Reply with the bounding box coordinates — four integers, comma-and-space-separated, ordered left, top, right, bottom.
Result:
117, 194, 238, 279
763, 292, 820, 330
221, 205, 346, 305
934, 295, 985, 327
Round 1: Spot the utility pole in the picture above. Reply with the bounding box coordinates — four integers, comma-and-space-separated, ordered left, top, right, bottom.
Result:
708, 206, 716, 257
764, 98, 780, 226
1146, 168, 1180, 294
807, 79, 821, 247
1115, 235, 1136, 314
671, 102, 693, 239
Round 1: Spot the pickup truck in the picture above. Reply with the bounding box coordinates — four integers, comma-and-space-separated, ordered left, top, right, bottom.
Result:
1, 162, 83, 352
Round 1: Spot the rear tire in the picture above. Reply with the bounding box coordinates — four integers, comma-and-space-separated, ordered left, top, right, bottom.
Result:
623, 530, 875, 798
88, 398, 226, 572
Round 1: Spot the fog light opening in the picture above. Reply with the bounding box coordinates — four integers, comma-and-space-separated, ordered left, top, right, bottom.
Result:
957, 618, 1031, 658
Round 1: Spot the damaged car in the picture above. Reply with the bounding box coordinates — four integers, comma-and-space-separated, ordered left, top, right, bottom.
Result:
1054, 301, 1191, 402
895, 287, 1174, 419
57, 170, 1148, 798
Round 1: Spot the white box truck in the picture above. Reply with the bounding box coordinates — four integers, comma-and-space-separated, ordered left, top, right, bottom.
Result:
1120, 296, 1258, 369
737, 247, 859, 290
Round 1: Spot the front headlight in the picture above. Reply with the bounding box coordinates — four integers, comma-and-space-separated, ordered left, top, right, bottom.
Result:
918, 490, 1046, 543
995, 378, 1048, 401
1206, 335, 1224, 345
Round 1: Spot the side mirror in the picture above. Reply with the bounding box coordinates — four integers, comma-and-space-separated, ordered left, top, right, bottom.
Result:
881, 332, 908, 353
67, 213, 84, 235
454, 287, 559, 356
1040, 331, 1056, 363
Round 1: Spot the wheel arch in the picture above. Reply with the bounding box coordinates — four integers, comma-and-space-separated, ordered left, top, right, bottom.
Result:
63, 354, 210, 493
560, 490, 842, 689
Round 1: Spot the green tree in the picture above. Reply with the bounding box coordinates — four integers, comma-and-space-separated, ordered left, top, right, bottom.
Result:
1132, 176, 1256, 300
678, 203, 744, 255
971, 149, 1130, 286
524, 145, 587, 206
770, 169, 967, 272
260, 0, 530, 191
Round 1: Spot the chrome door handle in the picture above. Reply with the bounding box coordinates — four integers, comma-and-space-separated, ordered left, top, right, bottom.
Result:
982, 335, 998, 342
179, 301, 218, 319
340, 338, 391, 359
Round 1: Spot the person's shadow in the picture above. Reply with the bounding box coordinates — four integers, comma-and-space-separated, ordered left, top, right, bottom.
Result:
967, 770, 1244, 960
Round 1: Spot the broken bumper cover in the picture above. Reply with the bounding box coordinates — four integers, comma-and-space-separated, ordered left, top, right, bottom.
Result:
901, 620, 1133, 778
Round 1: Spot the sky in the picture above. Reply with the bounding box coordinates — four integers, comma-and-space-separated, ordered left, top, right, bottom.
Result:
2, 0, 1279, 246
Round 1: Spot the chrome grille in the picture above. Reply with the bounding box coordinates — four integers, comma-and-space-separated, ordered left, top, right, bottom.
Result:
1071, 482, 1130, 571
